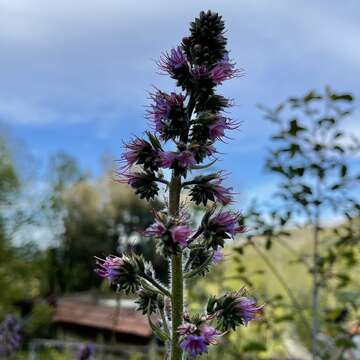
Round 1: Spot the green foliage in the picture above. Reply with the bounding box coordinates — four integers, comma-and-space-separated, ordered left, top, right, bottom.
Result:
0, 136, 19, 205
24, 303, 54, 338
243, 88, 360, 357
43, 153, 164, 293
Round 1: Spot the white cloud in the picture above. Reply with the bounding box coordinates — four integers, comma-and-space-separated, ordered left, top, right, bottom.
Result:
0, 0, 359, 129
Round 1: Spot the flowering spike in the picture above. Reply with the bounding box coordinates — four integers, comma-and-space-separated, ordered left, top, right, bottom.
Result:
95, 10, 262, 359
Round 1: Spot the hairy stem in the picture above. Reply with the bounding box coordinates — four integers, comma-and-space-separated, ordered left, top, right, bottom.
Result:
169, 173, 183, 360
142, 274, 171, 298
159, 299, 170, 336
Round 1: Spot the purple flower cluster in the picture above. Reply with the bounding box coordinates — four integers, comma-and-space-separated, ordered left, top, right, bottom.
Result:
191, 54, 240, 86
143, 220, 166, 237
122, 138, 150, 168
234, 297, 264, 326
210, 54, 241, 84
212, 179, 235, 205
160, 150, 196, 170
0, 315, 21, 358
208, 116, 239, 141
115, 171, 159, 201
188, 173, 236, 206
147, 90, 184, 133
179, 323, 221, 357
180, 335, 208, 357
158, 46, 188, 75
210, 211, 246, 237
171, 225, 193, 247
144, 219, 192, 248
120, 137, 160, 171
95, 255, 124, 283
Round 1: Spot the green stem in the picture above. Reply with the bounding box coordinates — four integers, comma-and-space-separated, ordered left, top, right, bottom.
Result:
159, 299, 170, 336
142, 274, 171, 298
169, 173, 183, 360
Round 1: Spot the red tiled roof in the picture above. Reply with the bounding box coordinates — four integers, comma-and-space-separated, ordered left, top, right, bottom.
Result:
53, 300, 152, 338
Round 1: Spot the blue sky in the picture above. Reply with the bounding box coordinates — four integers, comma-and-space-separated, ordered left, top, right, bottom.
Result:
1, 0, 359, 206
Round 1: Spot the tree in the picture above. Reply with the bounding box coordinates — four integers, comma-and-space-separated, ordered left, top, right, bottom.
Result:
44, 153, 161, 293
239, 88, 360, 359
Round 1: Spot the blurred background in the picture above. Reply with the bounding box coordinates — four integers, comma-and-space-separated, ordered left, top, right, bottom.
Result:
0, 1, 359, 359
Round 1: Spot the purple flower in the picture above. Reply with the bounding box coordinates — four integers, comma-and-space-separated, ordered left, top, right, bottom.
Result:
159, 151, 176, 167
210, 54, 241, 84
177, 151, 197, 168
210, 211, 246, 237
213, 180, 235, 205
208, 116, 239, 141
189, 173, 235, 206
123, 138, 149, 167
160, 151, 196, 170
171, 225, 192, 247
147, 91, 184, 133
115, 171, 160, 201
77, 344, 95, 360
201, 325, 221, 345
0, 315, 21, 358
144, 220, 167, 237
234, 297, 264, 326
120, 137, 160, 171
158, 46, 187, 74
212, 250, 224, 264
180, 335, 208, 357
177, 322, 197, 336
95, 255, 124, 283
116, 171, 143, 186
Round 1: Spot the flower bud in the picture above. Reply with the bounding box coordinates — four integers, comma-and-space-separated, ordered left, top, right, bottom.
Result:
121, 134, 162, 172
158, 47, 191, 90
117, 171, 160, 200
203, 210, 246, 249
95, 254, 146, 294
147, 90, 186, 141
207, 290, 264, 331
182, 10, 226, 66
136, 288, 159, 315
144, 217, 192, 255
188, 173, 234, 206
159, 150, 196, 177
